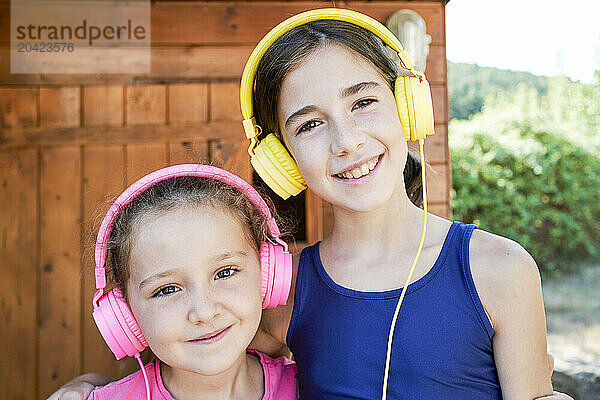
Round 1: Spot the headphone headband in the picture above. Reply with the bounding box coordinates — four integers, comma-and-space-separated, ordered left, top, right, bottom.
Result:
93, 164, 284, 294
240, 7, 422, 136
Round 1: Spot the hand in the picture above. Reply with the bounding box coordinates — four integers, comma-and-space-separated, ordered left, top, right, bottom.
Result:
533, 354, 574, 400
46, 373, 111, 400
535, 392, 574, 400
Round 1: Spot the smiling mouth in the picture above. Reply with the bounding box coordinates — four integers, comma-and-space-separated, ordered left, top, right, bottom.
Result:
187, 326, 231, 344
334, 155, 381, 180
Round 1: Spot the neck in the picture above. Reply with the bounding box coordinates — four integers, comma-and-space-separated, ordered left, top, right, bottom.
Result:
161, 353, 263, 400
322, 185, 426, 262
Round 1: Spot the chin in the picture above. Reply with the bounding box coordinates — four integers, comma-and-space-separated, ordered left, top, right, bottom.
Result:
173, 352, 243, 376
335, 189, 397, 213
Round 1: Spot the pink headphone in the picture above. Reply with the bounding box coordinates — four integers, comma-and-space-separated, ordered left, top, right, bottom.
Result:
92, 164, 293, 363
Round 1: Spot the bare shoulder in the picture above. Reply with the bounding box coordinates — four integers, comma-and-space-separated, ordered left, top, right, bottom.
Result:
468, 228, 543, 328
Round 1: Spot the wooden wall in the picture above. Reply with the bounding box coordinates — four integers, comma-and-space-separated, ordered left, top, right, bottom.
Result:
0, 1, 450, 398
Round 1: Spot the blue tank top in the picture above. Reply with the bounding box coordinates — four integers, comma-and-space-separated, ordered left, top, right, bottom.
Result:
287, 221, 501, 399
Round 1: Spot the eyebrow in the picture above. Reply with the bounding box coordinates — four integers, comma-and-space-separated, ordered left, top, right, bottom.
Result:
138, 268, 180, 291
284, 105, 319, 129
284, 81, 382, 129
210, 250, 248, 263
136, 251, 249, 290
339, 81, 381, 98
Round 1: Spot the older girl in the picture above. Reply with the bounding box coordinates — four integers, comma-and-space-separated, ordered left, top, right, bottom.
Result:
244, 9, 562, 400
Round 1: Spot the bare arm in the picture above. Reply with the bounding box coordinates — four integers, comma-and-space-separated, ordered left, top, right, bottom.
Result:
470, 230, 553, 399
46, 373, 112, 400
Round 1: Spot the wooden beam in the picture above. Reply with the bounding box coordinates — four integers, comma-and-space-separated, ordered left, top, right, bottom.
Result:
0, 148, 39, 399
0, 2, 446, 85
39, 147, 82, 397
0, 122, 243, 148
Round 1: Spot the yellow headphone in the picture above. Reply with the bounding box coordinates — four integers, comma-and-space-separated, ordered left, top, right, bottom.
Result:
240, 7, 435, 200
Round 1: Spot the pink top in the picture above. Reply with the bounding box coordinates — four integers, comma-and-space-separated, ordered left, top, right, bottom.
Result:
89, 351, 298, 400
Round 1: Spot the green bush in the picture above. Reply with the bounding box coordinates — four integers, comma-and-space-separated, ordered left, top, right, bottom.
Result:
451, 127, 600, 277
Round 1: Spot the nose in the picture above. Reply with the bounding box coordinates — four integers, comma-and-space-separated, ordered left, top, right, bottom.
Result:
187, 288, 221, 324
330, 116, 366, 156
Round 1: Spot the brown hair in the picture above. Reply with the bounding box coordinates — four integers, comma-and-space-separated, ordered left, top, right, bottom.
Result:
253, 20, 423, 206
105, 176, 281, 299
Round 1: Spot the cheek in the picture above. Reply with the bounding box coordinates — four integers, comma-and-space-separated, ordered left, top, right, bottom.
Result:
285, 135, 330, 181
232, 273, 263, 326
128, 296, 182, 345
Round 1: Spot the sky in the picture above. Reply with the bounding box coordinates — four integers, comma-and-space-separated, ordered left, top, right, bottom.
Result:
445, 0, 600, 83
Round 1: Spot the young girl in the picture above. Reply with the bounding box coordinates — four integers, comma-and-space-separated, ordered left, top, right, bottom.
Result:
84, 164, 297, 399
242, 8, 563, 400
50, 9, 572, 400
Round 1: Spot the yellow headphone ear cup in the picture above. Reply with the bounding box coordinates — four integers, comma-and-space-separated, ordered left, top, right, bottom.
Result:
408, 76, 435, 141
394, 76, 435, 142
394, 76, 413, 141
251, 134, 306, 199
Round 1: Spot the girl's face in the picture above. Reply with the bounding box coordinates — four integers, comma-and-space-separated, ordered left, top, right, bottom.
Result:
126, 205, 262, 376
277, 44, 408, 212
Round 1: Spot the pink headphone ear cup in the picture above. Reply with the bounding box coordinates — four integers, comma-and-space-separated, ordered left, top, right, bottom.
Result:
272, 244, 292, 307
92, 288, 147, 360
260, 242, 292, 309
111, 288, 148, 348
279, 247, 292, 306
93, 298, 127, 360
264, 244, 281, 309
268, 244, 285, 308
260, 242, 275, 308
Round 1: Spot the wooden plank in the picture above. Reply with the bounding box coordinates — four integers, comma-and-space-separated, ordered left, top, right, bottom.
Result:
424, 123, 447, 163
0, 45, 446, 85
169, 83, 208, 125
153, 46, 252, 79
149, 2, 445, 46
424, 44, 446, 85
81, 145, 141, 377
0, 46, 253, 85
0, 2, 445, 46
407, 122, 448, 164
210, 82, 242, 121
344, 2, 444, 44
169, 139, 209, 164
40, 87, 80, 128
431, 84, 447, 124
126, 143, 168, 185
0, 3, 7, 45
208, 138, 239, 166
0, 149, 38, 400
0, 87, 38, 128
126, 85, 166, 125
83, 86, 124, 127
223, 138, 253, 183
39, 147, 82, 398
428, 202, 451, 219
0, 121, 243, 148
424, 161, 449, 204
305, 189, 324, 244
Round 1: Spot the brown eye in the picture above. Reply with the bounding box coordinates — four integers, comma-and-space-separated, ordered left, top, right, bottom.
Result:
352, 98, 377, 110
153, 285, 180, 298
297, 120, 322, 135
215, 267, 239, 280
